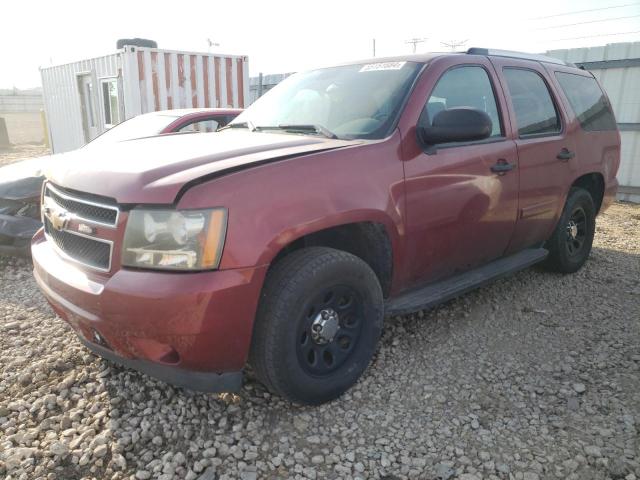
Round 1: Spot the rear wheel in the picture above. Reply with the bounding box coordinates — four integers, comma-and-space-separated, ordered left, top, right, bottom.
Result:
249, 247, 383, 405
544, 187, 596, 273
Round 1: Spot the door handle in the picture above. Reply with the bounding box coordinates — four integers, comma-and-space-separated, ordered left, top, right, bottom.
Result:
557, 148, 575, 161
490, 160, 515, 175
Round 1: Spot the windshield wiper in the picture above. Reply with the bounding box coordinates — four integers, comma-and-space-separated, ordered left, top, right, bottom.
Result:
256, 124, 339, 139
219, 120, 256, 132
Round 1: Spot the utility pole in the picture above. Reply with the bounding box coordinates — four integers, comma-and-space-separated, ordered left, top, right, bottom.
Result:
206, 38, 220, 52
405, 37, 428, 53
441, 39, 468, 51
372, 38, 376, 57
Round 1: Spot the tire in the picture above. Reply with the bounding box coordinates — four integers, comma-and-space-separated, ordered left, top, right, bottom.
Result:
543, 187, 596, 273
249, 247, 384, 405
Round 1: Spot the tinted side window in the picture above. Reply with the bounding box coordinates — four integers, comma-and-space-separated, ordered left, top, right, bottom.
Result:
503, 68, 561, 137
425, 66, 502, 138
555, 72, 617, 131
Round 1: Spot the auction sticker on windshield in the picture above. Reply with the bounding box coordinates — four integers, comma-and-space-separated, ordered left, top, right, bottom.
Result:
359, 61, 406, 72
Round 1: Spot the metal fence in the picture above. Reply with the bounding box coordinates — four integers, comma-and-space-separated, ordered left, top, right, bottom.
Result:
249, 73, 293, 104
0, 94, 43, 113
0, 94, 46, 145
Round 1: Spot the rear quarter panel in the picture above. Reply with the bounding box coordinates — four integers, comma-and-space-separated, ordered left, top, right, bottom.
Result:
544, 64, 621, 211
177, 131, 407, 292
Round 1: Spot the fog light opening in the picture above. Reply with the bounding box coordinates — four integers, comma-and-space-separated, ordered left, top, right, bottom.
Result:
158, 348, 180, 365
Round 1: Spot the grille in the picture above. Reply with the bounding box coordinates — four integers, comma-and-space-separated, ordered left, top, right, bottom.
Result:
45, 185, 118, 226
44, 218, 112, 270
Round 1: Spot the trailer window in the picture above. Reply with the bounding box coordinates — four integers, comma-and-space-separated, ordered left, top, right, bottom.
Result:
102, 79, 121, 127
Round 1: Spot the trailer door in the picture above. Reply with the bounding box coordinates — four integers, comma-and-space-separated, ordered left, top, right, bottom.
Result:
78, 74, 100, 142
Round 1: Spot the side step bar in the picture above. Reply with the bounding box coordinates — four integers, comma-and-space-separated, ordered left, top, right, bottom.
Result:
385, 248, 548, 316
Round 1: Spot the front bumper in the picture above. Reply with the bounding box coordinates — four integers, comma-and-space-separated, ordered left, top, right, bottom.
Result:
32, 230, 267, 393
0, 213, 41, 256
78, 335, 243, 392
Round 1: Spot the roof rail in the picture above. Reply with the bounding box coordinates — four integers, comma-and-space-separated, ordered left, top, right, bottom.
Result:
467, 47, 575, 67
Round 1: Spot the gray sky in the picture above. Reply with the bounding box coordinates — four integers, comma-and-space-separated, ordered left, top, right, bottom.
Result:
1, 0, 639, 89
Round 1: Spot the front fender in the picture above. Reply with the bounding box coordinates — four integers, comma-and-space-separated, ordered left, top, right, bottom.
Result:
255, 208, 400, 267
178, 132, 407, 280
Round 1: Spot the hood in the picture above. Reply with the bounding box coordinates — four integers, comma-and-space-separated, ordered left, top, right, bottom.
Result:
45, 130, 357, 204
0, 155, 51, 201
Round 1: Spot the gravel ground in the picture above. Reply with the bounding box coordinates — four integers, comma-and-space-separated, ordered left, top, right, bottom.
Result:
0, 202, 639, 480
0, 144, 50, 168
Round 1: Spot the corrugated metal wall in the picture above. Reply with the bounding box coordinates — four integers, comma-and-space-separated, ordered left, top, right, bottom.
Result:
120, 46, 249, 116
41, 48, 248, 154
547, 42, 640, 203
41, 54, 120, 154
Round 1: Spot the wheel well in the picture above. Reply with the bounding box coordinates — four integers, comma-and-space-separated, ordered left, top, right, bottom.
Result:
271, 222, 393, 298
572, 173, 605, 213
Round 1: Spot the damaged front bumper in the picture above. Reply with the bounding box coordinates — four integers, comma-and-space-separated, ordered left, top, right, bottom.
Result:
0, 172, 44, 256
0, 213, 42, 256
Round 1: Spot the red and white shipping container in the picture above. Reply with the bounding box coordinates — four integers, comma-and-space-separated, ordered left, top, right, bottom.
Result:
41, 45, 249, 153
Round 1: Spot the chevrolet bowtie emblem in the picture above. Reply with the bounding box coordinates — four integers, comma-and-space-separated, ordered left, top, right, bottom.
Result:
43, 199, 70, 231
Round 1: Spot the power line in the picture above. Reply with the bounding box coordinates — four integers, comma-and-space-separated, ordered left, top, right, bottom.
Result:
441, 39, 468, 51
405, 37, 428, 53
550, 29, 640, 41
206, 38, 220, 52
532, 2, 640, 20
538, 13, 640, 29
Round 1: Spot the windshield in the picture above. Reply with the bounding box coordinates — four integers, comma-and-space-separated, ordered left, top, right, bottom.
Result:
87, 113, 180, 146
232, 61, 423, 140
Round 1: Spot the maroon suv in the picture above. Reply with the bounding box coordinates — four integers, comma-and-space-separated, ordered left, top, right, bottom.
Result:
32, 49, 620, 405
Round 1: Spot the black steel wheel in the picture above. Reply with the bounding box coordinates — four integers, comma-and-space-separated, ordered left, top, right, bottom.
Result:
544, 187, 596, 273
250, 247, 384, 405
565, 206, 587, 257
296, 285, 365, 376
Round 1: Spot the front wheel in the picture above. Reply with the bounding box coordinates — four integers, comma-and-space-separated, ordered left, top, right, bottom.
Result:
249, 247, 384, 405
543, 187, 596, 273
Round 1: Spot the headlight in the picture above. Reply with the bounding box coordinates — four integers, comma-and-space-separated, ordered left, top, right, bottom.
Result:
122, 208, 227, 271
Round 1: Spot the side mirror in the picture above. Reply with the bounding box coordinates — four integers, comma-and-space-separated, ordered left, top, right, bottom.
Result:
418, 107, 492, 145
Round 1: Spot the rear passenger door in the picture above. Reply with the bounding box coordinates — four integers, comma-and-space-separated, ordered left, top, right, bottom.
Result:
490, 57, 577, 254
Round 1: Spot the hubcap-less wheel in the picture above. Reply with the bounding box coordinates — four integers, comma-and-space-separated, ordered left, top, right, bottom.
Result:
297, 285, 363, 376
249, 247, 384, 405
565, 207, 587, 257
543, 187, 596, 274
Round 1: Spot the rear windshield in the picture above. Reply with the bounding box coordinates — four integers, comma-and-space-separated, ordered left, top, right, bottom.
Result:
88, 113, 180, 146
554, 72, 617, 131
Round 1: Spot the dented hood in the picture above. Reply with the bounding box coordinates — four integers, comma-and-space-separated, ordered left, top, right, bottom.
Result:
45, 130, 357, 204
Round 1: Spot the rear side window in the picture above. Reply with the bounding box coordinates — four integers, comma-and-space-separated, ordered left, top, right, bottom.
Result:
426, 66, 502, 138
554, 72, 617, 131
503, 68, 561, 137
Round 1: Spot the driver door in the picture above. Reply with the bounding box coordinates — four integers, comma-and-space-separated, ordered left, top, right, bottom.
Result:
402, 58, 519, 286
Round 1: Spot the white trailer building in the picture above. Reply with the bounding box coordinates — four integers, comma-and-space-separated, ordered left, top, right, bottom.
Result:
41, 45, 249, 153
547, 42, 640, 203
